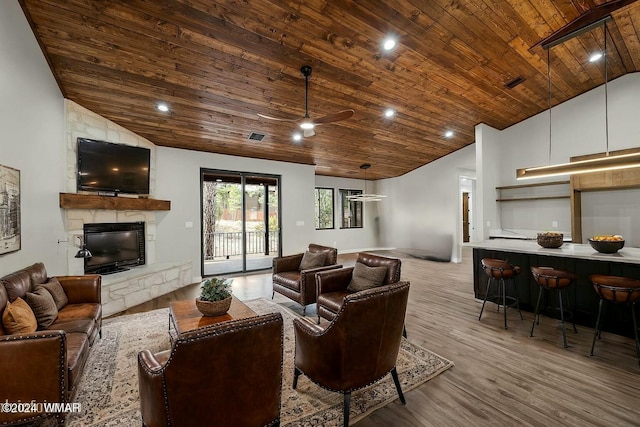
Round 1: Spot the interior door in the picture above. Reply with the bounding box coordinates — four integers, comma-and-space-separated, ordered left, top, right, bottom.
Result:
462, 192, 470, 243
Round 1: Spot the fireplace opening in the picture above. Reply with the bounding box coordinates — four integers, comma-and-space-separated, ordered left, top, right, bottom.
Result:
83, 222, 145, 275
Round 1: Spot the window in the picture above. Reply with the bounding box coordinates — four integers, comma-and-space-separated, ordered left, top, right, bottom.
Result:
314, 187, 334, 229
340, 189, 363, 228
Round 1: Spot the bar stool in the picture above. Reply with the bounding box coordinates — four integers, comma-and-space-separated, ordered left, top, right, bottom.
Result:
479, 258, 523, 329
530, 267, 578, 348
589, 275, 640, 367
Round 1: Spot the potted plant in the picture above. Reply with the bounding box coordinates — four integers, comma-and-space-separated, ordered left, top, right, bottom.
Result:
195, 277, 233, 316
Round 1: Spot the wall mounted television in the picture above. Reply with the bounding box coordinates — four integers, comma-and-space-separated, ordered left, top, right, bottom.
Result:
84, 222, 145, 275
77, 138, 151, 195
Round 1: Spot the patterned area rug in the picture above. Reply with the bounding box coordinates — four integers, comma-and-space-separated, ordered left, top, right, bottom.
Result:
44, 298, 453, 426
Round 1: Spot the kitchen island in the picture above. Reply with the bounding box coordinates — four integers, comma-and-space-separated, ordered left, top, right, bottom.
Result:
469, 239, 640, 337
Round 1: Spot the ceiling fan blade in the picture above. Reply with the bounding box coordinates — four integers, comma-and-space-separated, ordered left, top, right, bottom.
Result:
257, 113, 301, 122
304, 128, 315, 137
313, 109, 354, 124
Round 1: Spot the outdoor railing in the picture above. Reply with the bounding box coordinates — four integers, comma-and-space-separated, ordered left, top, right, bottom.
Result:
204, 230, 279, 260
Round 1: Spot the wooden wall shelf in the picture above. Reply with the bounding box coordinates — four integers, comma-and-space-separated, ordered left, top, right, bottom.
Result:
496, 196, 570, 202
59, 193, 171, 211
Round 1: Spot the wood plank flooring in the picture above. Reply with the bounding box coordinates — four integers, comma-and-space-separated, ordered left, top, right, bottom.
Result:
116, 247, 640, 426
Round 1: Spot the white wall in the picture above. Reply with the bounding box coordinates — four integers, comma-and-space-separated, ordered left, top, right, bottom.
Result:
0, 2, 67, 274
313, 175, 380, 253
155, 147, 316, 276
376, 144, 476, 263
480, 72, 640, 245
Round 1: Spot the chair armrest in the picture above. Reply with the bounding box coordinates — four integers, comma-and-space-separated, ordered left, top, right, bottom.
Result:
137, 350, 169, 427
56, 275, 101, 304
273, 253, 303, 273
138, 349, 165, 372
0, 331, 67, 424
316, 267, 354, 295
300, 264, 343, 275
294, 317, 325, 335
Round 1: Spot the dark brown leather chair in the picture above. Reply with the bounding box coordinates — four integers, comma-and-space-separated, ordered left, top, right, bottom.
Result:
272, 243, 340, 314
138, 313, 283, 427
293, 281, 410, 427
316, 252, 401, 323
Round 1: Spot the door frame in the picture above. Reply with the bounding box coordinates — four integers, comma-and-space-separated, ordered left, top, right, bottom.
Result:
200, 168, 282, 277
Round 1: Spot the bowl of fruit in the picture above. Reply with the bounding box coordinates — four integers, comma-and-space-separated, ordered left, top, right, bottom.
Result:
537, 232, 564, 248
588, 235, 625, 254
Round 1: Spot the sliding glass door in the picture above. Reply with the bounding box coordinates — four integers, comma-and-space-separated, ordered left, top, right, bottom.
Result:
201, 169, 280, 276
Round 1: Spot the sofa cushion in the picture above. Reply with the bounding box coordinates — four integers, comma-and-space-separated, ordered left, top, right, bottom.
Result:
41, 278, 69, 311
65, 332, 89, 391
347, 262, 388, 292
24, 286, 58, 329
24, 262, 48, 286
299, 250, 327, 271
1, 270, 32, 302
2, 297, 38, 334
57, 303, 101, 323
46, 318, 95, 335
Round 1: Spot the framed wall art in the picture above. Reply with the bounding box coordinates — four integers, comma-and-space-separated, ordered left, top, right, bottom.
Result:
0, 164, 20, 255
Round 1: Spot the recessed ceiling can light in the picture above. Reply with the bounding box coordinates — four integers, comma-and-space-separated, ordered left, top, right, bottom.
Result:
589, 52, 603, 63
444, 130, 454, 138
156, 103, 169, 112
382, 37, 396, 51
384, 109, 395, 118
292, 133, 302, 142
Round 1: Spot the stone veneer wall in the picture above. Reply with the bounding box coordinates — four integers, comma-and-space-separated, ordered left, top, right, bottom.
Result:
63, 100, 192, 314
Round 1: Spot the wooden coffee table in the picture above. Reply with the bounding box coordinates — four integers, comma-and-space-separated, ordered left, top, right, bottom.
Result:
169, 297, 257, 341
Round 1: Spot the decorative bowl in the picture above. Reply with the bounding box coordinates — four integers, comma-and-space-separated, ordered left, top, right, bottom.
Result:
588, 237, 625, 254
195, 296, 232, 316
537, 232, 563, 248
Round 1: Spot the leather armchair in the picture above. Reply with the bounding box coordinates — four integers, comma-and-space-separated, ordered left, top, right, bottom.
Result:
316, 252, 401, 323
272, 244, 341, 314
293, 281, 410, 427
138, 313, 283, 427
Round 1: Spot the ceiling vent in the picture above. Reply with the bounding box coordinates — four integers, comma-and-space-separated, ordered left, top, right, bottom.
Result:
505, 76, 525, 89
248, 132, 266, 142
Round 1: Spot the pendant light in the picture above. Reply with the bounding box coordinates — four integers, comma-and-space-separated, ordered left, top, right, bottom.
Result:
516, 18, 640, 180
347, 164, 387, 202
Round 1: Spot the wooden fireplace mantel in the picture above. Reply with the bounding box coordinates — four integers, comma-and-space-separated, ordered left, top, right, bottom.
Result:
59, 193, 171, 211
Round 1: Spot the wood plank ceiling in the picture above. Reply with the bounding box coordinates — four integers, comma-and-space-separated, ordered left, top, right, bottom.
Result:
19, 0, 640, 180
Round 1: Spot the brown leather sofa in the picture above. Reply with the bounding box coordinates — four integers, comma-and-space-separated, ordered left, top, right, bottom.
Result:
293, 281, 411, 427
138, 312, 283, 427
316, 252, 401, 322
0, 263, 102, 426
272, 243, 341, 314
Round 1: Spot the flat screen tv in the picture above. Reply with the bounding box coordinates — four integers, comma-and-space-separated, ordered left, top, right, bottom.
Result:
77, 138, 150, 195
84, 222, 145, 275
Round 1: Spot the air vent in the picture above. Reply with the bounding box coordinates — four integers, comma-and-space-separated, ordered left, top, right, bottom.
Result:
248, 132, 266, 142
505, 76, 525, 89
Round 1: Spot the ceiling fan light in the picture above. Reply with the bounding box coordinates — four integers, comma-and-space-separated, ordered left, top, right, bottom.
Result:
589, 52, 603, 62
300, 121, 315, 130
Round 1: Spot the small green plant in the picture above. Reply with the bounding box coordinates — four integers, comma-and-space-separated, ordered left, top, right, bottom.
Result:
199, 277, 233, 302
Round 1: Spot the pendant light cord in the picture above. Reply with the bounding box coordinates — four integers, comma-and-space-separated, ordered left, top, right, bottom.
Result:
604, 20, 609, 156
547, 47, 552, 165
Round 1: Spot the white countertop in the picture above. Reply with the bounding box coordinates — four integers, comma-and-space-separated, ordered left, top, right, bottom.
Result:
467, 239, 640, 264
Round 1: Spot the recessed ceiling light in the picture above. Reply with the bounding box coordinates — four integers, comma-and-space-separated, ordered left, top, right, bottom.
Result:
384, 108, 395, 118
156, 103, 169, 112
292, 133, 302, 142
444, 130, 454, 138
382, 37, 397, 51
589, 52, 603, 63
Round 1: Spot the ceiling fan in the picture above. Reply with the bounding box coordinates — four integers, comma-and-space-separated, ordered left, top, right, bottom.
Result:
258, 65, 354, 137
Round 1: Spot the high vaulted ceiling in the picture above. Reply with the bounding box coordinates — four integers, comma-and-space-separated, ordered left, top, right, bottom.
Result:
19, 0, 640, 180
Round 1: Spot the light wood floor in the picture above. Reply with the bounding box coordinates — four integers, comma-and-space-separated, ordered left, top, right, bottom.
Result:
117, 248, 640, 426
